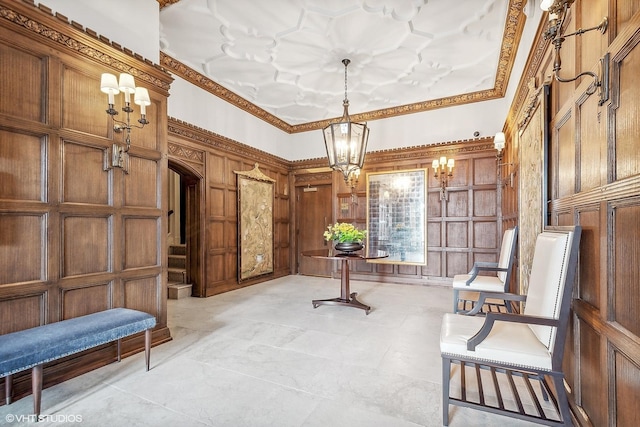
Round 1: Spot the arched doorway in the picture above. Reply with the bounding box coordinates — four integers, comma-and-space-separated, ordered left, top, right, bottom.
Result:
167, 160, 204, 297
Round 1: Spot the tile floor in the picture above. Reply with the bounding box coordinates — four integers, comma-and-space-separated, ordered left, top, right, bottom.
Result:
1, 275, 540, 426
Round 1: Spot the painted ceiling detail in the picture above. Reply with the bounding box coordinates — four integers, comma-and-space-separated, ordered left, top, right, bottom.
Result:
158, 0, 526, 132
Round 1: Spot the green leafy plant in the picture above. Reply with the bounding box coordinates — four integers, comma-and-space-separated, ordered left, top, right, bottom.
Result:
323, 222, 367, 243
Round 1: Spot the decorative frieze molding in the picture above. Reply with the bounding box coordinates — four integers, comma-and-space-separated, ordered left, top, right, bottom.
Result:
168, 143, 204, 163
506, 19, 552, 135
290, 137, 495, 167
168, 117, 289, 170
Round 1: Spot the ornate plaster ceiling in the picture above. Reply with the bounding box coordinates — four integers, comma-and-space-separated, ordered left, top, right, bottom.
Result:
158, 0, 524, 130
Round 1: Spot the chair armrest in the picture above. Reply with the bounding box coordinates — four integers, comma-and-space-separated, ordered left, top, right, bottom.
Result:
466, 312, 560, 351
462, 292, 525, 315
465, 262, 504, 285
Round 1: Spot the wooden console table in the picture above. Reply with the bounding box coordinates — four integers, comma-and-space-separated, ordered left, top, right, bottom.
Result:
302, 249, 388, 315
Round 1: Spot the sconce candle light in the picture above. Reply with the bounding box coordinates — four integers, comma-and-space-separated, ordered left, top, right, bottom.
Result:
494, 132, 514, 187
432, 156, 454, 201
494, 132, 506, 160
540, 0, 609, 105
100, 72, 151, 173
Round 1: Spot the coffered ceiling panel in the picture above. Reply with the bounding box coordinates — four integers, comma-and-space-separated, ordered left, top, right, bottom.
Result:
159, 0, 520, 127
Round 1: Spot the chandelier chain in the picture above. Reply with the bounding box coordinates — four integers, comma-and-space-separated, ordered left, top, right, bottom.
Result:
342, 58, 350, 102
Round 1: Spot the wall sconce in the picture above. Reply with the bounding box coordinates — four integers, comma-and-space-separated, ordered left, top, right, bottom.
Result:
346, 167, 360, 204
432, 156, 454, 201
540, 0, 609, 105
100, 72, 151, 173
494, 132, 506, 160
498, 162, 515, 188
493, 132, 514, 187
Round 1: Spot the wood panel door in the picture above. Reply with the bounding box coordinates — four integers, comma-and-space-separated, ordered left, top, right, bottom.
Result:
296, 184, 332, 276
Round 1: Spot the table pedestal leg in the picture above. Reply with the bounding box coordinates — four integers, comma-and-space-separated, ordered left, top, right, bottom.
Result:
312, 257, 371, 314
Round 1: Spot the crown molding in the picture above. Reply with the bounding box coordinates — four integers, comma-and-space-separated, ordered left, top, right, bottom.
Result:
505, 14, 552, 136
161, 53, 296, 133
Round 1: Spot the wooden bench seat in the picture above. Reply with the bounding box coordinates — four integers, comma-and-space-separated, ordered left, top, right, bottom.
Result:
0, 308, 156, 416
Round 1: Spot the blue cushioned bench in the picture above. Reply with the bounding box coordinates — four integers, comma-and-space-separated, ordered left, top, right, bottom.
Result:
0, 308, 156, 416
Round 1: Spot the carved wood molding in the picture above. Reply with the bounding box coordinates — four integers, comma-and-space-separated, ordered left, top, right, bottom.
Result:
294, 172, 333, 184
167, 143, 204, 164
167, 117, 290, 170
157, 0, 181, 9
0, 1, 173, 93
159, 0, 525, 134
517, 77, 545, 132
505, 18, 552, 135
234, 163, 276, 183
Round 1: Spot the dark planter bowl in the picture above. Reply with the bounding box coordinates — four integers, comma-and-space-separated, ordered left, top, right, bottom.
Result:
334, 242, 364, 253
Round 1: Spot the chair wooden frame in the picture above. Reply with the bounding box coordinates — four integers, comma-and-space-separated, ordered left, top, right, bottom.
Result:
452, 226, 518, 314
440, 226, 581, 426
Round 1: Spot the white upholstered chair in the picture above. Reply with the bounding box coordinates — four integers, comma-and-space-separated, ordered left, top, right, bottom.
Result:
440, 225, 581, 426
452, 226, 518, 313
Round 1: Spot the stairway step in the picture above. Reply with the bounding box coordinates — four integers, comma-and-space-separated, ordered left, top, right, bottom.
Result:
169, 244, 186, 256
168, 254, 186, 269
168, 283, 192, 299
168, 268, 186, 283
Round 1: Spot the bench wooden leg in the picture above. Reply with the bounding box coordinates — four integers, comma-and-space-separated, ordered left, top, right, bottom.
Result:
145, 328, 151, 371
5, 374, 12, 405
117, 338, 121, 362
32, 364, 43, 416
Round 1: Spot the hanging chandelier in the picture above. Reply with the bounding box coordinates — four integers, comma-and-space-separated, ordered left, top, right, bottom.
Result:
323, 59, 370, 184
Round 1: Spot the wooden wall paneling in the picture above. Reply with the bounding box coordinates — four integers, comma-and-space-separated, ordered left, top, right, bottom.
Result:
335, 140, 500, 284
576, 205, 601, 309
62, 215, 110, 277
508, 4, 640, 425
577, 1, 609, 80
578, 319, 607, 427
167, 120, 291, 295
61, 64, 110, 137
611, 199, 640, 337
613, 347, 640, 426
0, 0, 173, 406
0, 38, 46, 123
557, 7, 577, 105
611, 32, 640, 181
613, 0, 640, 36
576, 92, 607, 192
0, 130, 45, 201
0, 293, 45, 334
557, 113, 576, 199
62, 140, 110, 205
61, 282, 110, 319
124, 156, 160, 208
123, 217, 159, 270
124, 275, 161, 318
0, 213, 45, 284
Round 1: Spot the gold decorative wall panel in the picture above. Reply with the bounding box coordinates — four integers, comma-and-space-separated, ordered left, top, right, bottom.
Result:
235, 164, 275, 281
